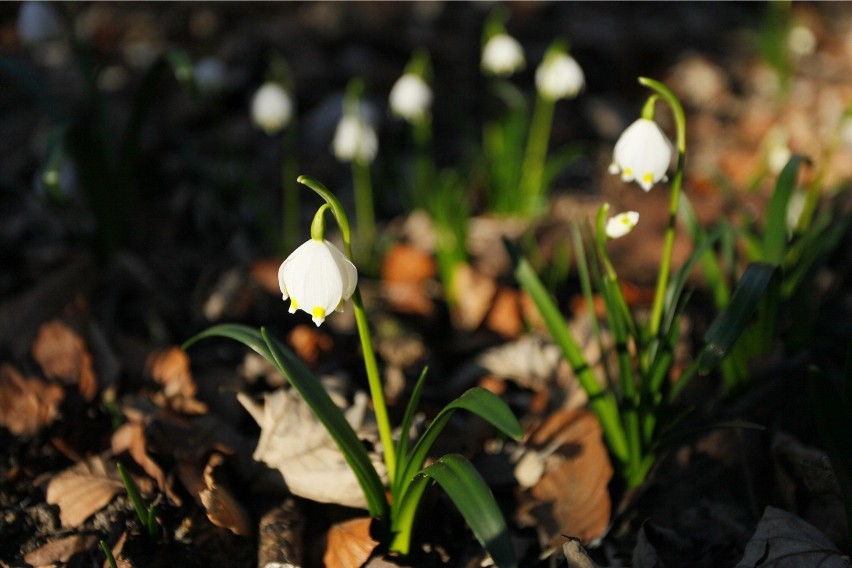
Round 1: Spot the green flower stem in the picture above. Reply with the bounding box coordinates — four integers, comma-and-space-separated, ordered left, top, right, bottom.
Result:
353, 159, 376, 250
639, 78, 687, 341
298, 176, 396, 483
412, 115, 433, 210
281, 127, 300, 253
519, 94, 556, 215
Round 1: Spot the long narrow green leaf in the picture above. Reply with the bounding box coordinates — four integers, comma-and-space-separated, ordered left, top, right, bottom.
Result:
182, 324, 388, 519
393, 366, 429, 495
763, 155, 805, 265
395, 387, 522, 508
400, 454, 517, 568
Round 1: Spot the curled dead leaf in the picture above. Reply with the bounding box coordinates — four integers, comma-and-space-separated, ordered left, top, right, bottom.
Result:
381, 243, 437, 316
31, 320, 97, 400
199, 452, 252, 536
288, 325, 334, 366
324, 517, 378, 568
46, 456, 134, 527
111, 422, 181, 506
146, 346, 197, 399
450, 263, 497, 331
0, 363, 64, 436
516, 409, 613, 545
23, 534, 98, 566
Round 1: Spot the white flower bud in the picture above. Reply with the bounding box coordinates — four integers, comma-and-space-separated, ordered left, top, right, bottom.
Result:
605, 211, 640, 239
389, 73, 432, 123
536, 52, 584, 101
278, 239, 358, 326
608, 118, 674, 192
251, 83, 294, 135
481, 33, 525, 77
333, 114, 378, 165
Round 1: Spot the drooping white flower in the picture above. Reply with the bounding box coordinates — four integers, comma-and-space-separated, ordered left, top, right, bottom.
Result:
536, 52, 584, 101
787, 25, 817, 57
333, 114, 378, 165
481, 33, 525, 77
605, 211, 640, 239
251, 82, 294, 136
608, 118, 673, 192
278, 239, 358, 326
389, 73, 432, 123
194, 57, 227, 95
17, 1, 63, 45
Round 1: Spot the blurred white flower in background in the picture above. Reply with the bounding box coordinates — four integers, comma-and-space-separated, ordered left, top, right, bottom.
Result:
17, 1, 63, 45
535, 51, 584, 101
389, 73, 432, 123
481, 33, 525, 77
278, 239, 358, 326
605, 211, 640, 239
194, 57, 227, 96
333, 114, 378, 165
608, 118, 674, 192
251, 82, 294, 135
787, 24, 817, 57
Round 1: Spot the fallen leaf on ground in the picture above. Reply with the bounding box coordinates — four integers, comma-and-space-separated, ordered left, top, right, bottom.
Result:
31, 319, 97, 400
199, 452, 252, 536
324, 517, 378, 568
23, 534, 98, 566
451, 263, 497, 331
485, 287, 523, 339
146, 346, 197, 398
0, 363, 64, 436
516, 409, 613, 545
46, 456, 135, 527
288, 325, 334, 366
111, 422, 181, 506
381, 243, 437, 316
238, 388, 386, 509
249, 258, 284, 296
736, 506, 849, 568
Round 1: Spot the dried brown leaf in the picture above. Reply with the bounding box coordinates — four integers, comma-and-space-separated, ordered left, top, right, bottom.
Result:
288, 325, 333, 366
23, 534, 98, 566
111, 422, 181, 506
31, 320, 97, 400
146, 346, 197, 398
450, 263, 497, 331
516, 409, 613, 545
324, 517, 378, 568
45, 456, 126, 527
381, 243, 437, 316
485, 287, 523, 339
199, 452, 252, 537
249, 258, 284, 296
0, 363, 64, 436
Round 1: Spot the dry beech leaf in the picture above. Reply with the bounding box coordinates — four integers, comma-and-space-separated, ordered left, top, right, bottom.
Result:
46, 456, 129, 527
381, 243, 437, 316
736, 506, 849, 568
24, 534, 98, 566
0, 363, 64, 435
31, 319, 97, 400
199, 452, 252, 536
324, 517, 378, 568
249, 258, 285, 296
516, 409, 613, 545
238, 389, 386, 509
146, 346, 197, 398
451, 263, 497, 331
485, 287, 523, 339
288, 325, 334, 366
111, 422, 181, 506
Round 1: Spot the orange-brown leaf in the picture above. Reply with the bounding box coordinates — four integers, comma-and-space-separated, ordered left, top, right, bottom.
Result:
23, 534, 98, 566
45, 456, 126, 527
199, 453, 252, 536
451, 263, 497, 331
288, 325, 333, 366
0, 363, 64, 436
31, 320, 97, 400
146, 346, 197, 398
323, 517, 378, 568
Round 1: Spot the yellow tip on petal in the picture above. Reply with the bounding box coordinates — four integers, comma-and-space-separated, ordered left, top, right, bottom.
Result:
311, 306, 326, 326
624, 167, 633, 176
289, 298, 298, 313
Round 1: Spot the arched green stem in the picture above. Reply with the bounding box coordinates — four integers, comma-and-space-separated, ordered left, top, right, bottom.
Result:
638, 77, 687, 341
297, 175, 396, 484
518, 93, 556, 215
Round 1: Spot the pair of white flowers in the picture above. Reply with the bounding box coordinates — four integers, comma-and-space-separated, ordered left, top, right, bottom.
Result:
481, 33, 585, 101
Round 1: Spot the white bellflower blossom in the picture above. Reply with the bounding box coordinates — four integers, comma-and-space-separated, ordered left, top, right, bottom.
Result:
389, 73, 432, 123
536, 52, 584, 101
278, 239, 358, 326
481, 33, 525, 77
608, 118, 673, 192
17, 1, 63, 45
251, 83, 293, 135
333, 114, 378, 165
605, 211, 640, 239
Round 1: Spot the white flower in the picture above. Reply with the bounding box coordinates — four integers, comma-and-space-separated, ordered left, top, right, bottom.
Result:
194, 57, 227, 95
536, 52, 584, 101
333, 114, 378, 165
17, 1, 63, 45
787, 25, 816, 57
605, 211, 640, 239
481, 33, 525, 77
389, 73, 432, 123
251, 82, 294, 135
608, 118, 673, 192
278, 239, 358, 326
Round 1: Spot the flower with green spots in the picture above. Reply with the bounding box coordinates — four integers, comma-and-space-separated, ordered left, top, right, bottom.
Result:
278, 239, 357, 326
605, 210, 639, 239
608, 118, 673, 192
